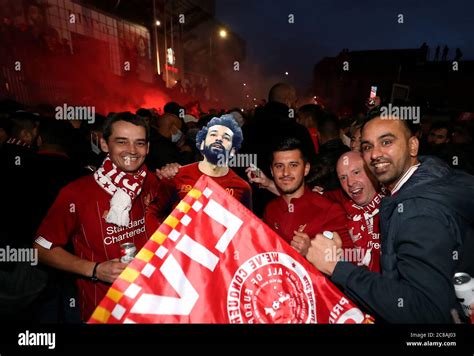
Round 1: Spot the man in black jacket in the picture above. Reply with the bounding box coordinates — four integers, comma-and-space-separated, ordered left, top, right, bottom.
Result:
307, 115, 474, 323
310, 113, 350, 190
146, 113, 194, 171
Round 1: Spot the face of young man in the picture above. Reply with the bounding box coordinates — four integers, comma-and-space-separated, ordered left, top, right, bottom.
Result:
200, 125, 234, 165
428, 128, 450, 145
350, 127, 362, 152
100, 120, 149, 173
337, 152, 377, 206
271, 149, 310, 196
361, 117, 419, 190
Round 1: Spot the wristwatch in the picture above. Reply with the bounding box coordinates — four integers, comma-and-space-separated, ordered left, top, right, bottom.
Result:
91, 262, 100, 282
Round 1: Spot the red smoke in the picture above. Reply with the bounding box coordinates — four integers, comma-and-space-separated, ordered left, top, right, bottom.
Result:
1, 13, 171, 115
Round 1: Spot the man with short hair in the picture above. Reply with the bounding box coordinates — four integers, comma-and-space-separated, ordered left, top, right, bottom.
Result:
427, 122, 451, 145
312, 113, 350, 190
349, 117, 365, 152
263, 138, 352, 256
34, 112, 164, 321
146, 112, 194, 171
307, 115, 474, 323
247, 148, 383, 270
297, 104, 323, 154
240, 83, 316, 216
157, 114, 252, 212
326, 151, 383, 272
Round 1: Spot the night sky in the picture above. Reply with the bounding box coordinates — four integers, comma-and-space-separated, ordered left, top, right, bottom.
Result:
216, 0, 474, 98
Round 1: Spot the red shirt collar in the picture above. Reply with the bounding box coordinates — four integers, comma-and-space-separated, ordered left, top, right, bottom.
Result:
278, 186, 312, 210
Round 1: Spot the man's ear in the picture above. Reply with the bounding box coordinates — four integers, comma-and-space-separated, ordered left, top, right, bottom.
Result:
409, 136, 419, 157
304, 162, 310, 177
230, 147, 235, 157
199, 141, 204, 151
146, 142, 150, 154
100, 138, 109, 153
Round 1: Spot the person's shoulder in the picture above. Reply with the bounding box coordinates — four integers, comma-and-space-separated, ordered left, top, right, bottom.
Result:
307, 189, 343, 209
174, 162, 200, 181
53, 174, 96, 203
178, 162, 199, 174
63, 173, 95, 191
322, 188, 347, 204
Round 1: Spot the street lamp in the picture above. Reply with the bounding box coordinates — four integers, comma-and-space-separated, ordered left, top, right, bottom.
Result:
209, 28, 228, 101
285, 71, 289, 76
152, 0, 161, 75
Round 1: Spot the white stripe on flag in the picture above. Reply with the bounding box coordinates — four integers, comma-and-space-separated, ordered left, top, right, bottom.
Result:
130, 254, 199, 315
204, 199, 243, 253
176, 234, 219, 271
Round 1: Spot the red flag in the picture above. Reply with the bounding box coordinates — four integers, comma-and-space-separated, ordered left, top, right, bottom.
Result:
89, 176, 373, 324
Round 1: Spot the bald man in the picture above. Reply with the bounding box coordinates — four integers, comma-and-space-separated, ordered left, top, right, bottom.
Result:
240, 83, 316, 217
322, 151, 383, 272
307, 116, 474, 323
268, 83, 298, 109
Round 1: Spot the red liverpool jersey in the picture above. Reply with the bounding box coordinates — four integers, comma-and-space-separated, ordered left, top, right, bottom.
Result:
263, 187, 352, 250
324, 189, 382, 273
161, 162, 252, 210
35, 172, 163, 320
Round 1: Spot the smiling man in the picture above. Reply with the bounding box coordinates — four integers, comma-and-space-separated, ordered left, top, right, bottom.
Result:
307, 115, 474, 323
263, 137, 352, 256
33, 112, 163, 321
328, 151, 383, 272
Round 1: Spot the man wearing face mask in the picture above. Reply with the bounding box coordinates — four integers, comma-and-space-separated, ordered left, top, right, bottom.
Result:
145, 112, 194, 172
157, 115, 252, 215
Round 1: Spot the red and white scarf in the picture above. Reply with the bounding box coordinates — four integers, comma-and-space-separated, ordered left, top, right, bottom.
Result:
6, 137, 31, 148
344, 193, 384, 272
94, 156, 147, 227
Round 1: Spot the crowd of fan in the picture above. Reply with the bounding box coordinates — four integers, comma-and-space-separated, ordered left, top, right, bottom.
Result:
1, 82, 473, 323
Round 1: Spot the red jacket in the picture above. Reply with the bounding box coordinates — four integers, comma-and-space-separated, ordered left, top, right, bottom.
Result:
263, 187, 352, 249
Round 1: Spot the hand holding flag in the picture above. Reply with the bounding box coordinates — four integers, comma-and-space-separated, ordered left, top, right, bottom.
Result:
89, 176, 372, 324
